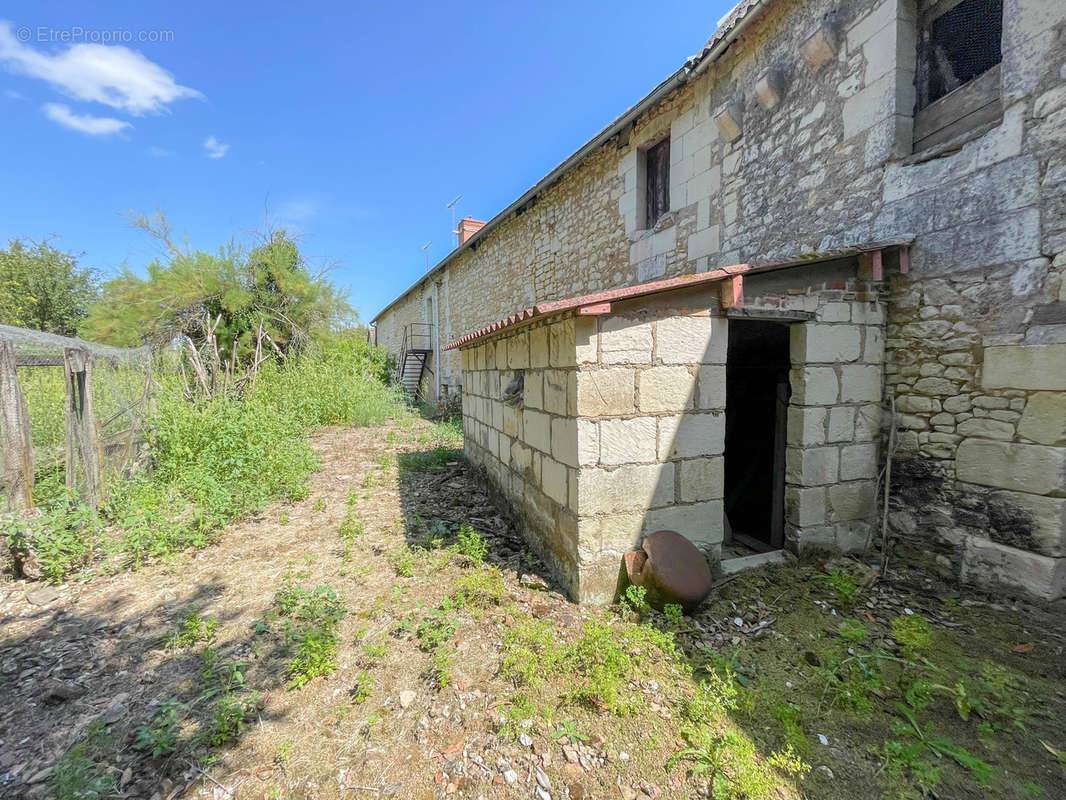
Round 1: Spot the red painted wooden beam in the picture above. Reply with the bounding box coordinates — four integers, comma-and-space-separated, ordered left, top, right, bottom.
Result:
871, 249, 883, 281
720, 275, 744, 309
898, 246, 910, 274
578, 302, 611, 315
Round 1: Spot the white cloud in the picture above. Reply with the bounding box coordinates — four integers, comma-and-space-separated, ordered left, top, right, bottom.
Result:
147, 145, 174, 157
203, 135, 229, 159
3, 87, 21, 99
42, 102, 130, 135
0, 21, 201, 115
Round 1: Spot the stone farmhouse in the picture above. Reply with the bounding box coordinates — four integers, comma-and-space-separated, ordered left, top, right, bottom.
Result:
372, 0, 1066, 603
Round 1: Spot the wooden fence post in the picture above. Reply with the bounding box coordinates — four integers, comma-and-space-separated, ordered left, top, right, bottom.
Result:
0, 340, 34, 511
64, 348, 106, 509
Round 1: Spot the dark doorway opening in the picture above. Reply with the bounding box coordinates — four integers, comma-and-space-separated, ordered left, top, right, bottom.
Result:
724, 320, 791, 553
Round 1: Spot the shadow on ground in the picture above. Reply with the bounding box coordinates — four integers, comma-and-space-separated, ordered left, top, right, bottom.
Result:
0, 575, 295, 799
394, 446, 562, 596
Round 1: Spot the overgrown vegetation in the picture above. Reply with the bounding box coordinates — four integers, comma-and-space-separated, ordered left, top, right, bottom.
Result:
2, 214, 411, 584
165, 611, 218, 649
51, 722, 117, 800
21, 419, 1064, 800
82, 213, 349, 354
692, 562, 1066, 800
5, 331, 405, 582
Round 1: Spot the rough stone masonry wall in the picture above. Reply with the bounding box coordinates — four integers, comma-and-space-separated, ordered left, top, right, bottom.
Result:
887, 333, 1066, 599
459, 315, 583, 598
378, 0, 1066, 596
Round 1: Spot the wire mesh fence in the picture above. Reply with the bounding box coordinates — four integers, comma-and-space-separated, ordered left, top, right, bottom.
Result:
0, 324, 154, 511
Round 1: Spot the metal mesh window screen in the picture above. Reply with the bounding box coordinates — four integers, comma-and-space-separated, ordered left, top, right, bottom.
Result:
917, 0, 1003, 110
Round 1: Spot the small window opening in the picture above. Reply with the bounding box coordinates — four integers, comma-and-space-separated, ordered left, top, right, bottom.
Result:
913, 0, 1003, 151
644, 138, 670, 228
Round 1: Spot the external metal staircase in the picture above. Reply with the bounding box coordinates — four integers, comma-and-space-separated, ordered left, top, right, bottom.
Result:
395, 323, 434, 399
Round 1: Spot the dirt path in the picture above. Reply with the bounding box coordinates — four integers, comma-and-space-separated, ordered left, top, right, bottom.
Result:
0, 420, 610, 800
0, 421, 471, 798
3, 420, 1065, 800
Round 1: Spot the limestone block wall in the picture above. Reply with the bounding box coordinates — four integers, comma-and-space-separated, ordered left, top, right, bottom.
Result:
459, 315, 582, 597
783, 291, 886, 553
460, 276, 888, 604
571, 296, 730, 603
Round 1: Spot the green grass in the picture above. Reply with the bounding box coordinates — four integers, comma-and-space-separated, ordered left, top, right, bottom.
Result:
6, 333, 407, 582
397, 446, 461, 474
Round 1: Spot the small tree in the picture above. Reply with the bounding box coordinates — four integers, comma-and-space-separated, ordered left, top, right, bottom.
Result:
0, 239, 98, 335
83, 211, 351, 359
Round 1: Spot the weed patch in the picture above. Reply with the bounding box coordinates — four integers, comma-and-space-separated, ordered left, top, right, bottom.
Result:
453, 523, 488, 564
668, 727, 808, 799
51, 723, 117, 800
271, 583, 347, 688
8, 333, 405, 582
389, 547, 416, 577
166, 611, 218, 649
814, 567, 861, 609
398, 446, 460, 474
453, 568, 506, 610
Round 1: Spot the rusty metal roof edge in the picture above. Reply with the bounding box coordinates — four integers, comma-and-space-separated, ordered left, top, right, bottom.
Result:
442, 239, 913, 351
443, 264, 748, 351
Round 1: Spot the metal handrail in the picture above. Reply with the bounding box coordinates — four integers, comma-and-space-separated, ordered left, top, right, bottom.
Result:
395, 323, 435, 382
404, 322, 434, 352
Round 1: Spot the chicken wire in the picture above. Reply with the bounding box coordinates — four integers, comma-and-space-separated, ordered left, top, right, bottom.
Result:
0, 324, 155, 496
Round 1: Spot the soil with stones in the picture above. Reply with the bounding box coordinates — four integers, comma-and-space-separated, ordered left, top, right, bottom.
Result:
2, 418, 1065, 800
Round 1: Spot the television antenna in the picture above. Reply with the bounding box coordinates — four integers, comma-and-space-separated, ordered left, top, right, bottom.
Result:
446, 195, 462, 246
422, 240, 433, 271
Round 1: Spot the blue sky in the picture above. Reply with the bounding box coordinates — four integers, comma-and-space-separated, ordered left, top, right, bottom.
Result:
0, 0, 733, 322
